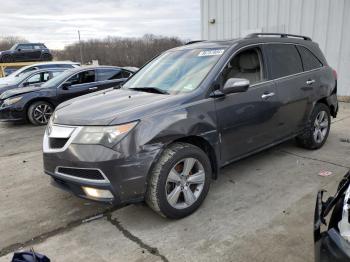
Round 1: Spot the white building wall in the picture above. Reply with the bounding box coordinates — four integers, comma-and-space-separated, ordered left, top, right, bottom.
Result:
201, 0, 350, 97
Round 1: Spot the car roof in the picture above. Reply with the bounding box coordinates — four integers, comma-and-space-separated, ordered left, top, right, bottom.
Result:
64, 65, 123, 74
175, 33, 319, 51
31, 61, 80, 66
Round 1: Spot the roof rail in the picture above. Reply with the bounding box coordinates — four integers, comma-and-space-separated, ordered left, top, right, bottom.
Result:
185, 40, 205, 45
245, 33, 312, 41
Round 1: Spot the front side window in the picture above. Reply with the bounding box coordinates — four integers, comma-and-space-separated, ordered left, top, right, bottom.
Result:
296, 46, 323, 71
223, 47, 265, 85
266, 44, 303, 79
25, 72, 50, 85
67, 70, 95, 85
123, 48, 226, 94
18, 44, 33, 50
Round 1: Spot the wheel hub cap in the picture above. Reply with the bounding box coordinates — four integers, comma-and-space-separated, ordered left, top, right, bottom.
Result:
33, 104, 53, 124
313, 110, 329, 144
165, 158, 205, 209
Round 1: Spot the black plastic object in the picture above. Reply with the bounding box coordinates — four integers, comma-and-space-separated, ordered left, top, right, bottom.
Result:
11, 249, 50, 262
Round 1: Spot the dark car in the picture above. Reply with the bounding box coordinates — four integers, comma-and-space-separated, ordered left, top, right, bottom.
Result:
0, 43, 53, 63
43, 33, 338, 219
0, 66, 134, 125
314, 171, 350, 262
0, 68, 66, 95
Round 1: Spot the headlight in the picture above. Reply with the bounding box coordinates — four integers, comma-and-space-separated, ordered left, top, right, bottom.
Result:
3, 96, 22, 106
72, 121, 138, 148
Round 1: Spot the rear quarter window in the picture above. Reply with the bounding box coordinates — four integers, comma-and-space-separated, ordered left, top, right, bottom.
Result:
296, 46, 323, 71
266, 44, 303, 79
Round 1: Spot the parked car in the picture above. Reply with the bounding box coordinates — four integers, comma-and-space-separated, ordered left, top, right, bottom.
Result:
4, 68, 17, 76
0, 43, 52, 63
0, 66, 134, 125
0, 68, 66, 95
0, 61, 80, 84
42, 33, 338, 219
314, 171, 350, 262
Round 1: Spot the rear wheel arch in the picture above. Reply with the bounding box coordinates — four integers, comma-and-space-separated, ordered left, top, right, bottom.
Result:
315, 97, 336, 117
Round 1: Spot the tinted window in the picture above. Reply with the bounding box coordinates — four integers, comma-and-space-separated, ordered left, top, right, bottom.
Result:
296, 46, 323, 71
40, 64, 74, 69
67, 70, 95, 85
97, 68, 122, 81
18, 44, 32, 50
266, 44, 303, 79
223, 47, 264, 85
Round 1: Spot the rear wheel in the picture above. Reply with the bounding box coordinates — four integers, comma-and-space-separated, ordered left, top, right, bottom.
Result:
27, 101, 54, 125
146, 142, 212, 219
296, 103, 331, 149
41, 53, 52, 61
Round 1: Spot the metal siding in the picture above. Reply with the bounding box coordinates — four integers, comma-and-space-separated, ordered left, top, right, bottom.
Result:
201, 0, 350, 96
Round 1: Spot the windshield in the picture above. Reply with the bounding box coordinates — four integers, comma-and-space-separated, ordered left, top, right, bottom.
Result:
41, 69, 74, 88
123, 48, 226, 94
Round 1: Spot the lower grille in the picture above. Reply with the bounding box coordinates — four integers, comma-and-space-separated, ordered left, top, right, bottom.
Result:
57, 167, 106, 181
49, 138, 69, 149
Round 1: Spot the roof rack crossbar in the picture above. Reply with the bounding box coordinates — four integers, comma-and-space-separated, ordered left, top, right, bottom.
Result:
245, 33, 312, 41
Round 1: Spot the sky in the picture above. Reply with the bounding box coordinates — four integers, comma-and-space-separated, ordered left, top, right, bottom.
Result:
0, 0, 200, 49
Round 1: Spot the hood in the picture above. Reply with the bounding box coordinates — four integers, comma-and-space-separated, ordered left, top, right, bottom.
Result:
0, 85, 43, 99
0, 83, 19, 96
54, 89, 175, 126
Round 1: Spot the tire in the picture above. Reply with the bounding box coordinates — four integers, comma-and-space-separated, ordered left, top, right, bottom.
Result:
146, 142, 212, 219
41, 53, 52, 61
27, 101, 54, 125
296, 103, 331, 149
1, 55, 13, 63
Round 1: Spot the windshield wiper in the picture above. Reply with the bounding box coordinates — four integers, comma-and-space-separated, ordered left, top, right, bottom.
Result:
129, 87, 169, 95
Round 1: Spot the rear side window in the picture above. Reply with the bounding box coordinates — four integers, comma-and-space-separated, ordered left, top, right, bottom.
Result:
97, 68, 127, 81
296, 46, 323, 71
266, 44, 303, 79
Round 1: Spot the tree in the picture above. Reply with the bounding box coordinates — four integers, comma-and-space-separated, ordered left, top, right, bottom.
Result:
54, 34, 185, 67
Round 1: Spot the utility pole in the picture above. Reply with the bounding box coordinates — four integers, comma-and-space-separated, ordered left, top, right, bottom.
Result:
78, 30, 84, 64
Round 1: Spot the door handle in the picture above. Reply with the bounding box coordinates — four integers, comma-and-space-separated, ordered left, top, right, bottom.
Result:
261, 92, 275, 99
88, 87, 98, 91
306, 79, 316, 85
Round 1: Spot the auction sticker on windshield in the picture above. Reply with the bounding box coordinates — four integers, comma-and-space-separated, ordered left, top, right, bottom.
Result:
198, 49, 225, 56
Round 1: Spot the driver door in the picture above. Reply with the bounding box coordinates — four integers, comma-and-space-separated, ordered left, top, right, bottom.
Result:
214, 45, 281, 165
57, 69, 97, 103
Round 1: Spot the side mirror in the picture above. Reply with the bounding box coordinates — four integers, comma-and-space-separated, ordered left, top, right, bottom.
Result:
222, 78, 249, 94
22, 82, 30, 87
17, 48, 21, 52
61, 82, 71, 90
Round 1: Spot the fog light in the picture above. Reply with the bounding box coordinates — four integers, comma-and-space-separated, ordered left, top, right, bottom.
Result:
83, 187, 113, 199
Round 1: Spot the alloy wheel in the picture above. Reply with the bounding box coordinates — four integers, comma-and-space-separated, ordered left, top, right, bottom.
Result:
313, 110, 329, 144
33, 104, 53, 124
165, 157, 205, 209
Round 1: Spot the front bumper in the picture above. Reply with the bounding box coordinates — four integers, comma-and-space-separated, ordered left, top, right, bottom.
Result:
0, 105, 26, 122
43, 127, 163, 205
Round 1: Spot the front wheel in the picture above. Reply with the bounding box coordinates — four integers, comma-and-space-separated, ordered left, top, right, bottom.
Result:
146, 142, 212, 219
296, 103, 331, 149
27, 101, 54, 125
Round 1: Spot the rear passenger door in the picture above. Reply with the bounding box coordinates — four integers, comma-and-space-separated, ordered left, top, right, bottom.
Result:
264, 44, 313, 137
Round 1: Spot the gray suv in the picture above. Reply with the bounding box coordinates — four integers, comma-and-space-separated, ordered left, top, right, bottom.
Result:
43, 33, 338, 219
